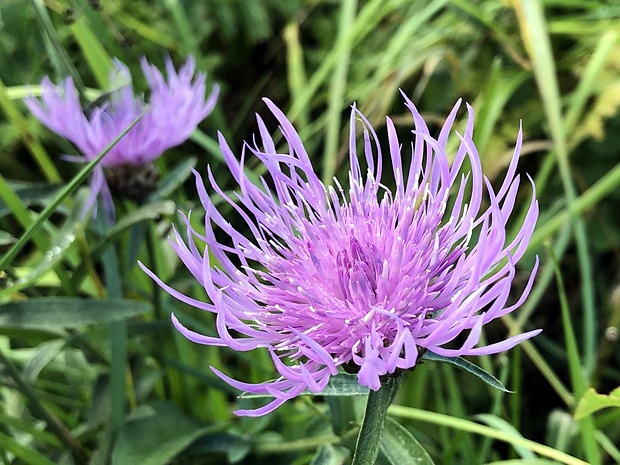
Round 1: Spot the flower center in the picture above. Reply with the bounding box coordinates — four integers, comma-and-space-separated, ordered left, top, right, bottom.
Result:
105, 162, 160, 202
336, 237, 382, 309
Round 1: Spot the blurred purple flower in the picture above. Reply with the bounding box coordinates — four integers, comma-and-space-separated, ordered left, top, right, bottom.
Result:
140, 93, 540, 416
26, 56, 219, 222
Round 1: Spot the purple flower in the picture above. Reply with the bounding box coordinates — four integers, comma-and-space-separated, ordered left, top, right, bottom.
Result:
140, 93, 540, 416
26, 56, 219, 222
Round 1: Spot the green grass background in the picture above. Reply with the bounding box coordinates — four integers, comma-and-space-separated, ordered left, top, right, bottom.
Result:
0, 0, 619, 464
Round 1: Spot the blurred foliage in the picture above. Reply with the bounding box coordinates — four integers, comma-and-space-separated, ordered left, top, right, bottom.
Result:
0, 0, 620, 464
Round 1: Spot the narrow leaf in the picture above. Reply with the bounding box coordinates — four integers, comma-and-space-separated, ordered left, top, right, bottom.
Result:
421, 351, 510, 392
0, 298, 150, 329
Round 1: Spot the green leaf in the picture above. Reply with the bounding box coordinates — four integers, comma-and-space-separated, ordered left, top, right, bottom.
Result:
420, 351, 510, 392
0, 298, 151, 329
113, 402, 212, 465
380, 417, 435, 465
240, 372, 369, 398
574, 387, 620, 420
310, 444, 349, 465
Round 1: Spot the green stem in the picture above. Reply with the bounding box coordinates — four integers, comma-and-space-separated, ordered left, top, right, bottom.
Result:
351, 373, 403, 465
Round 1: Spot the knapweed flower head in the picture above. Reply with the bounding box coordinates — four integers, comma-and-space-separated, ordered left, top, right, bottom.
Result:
141, 92, 540, 416
26, 56, 219, 222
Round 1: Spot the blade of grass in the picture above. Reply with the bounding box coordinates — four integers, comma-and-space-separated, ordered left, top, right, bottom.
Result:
514, 0, 596, 379
163, 0, 198, 55
595, 431, 620, 463
0, 411, 61, 447
473, 62, 529, 160
0, 173, 50, 252
548, 249, 585, 396
548, 245, 600, 465
373, 0, 448, 92
0, 190, 85, 296
388, 405, 588, 465
449, 0, 530, 69
528, 160, 620, 249
502, 314, 574, 407
430, 366, 453, 462
0, 431, 56, 465
510, 32, 618, 227
65, 200, 175, 292
510, 347, 523, 433
288, 0, 396, 122
478, 361, 511, 462
0, 173, 76, 295
0, 78, 62, 183
564, 31, 618, 135
442, 365, 476, 463
30, 0, 85, 93
69, 6, 112, 88
145, 224, 188, 410
322, 0, 357, 184
284, 21, 309, 129
0, 111, 145, 273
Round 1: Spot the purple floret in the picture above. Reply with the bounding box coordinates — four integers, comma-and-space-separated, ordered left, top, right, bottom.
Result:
141, 92, 540, 416
26, 56, 219, 221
